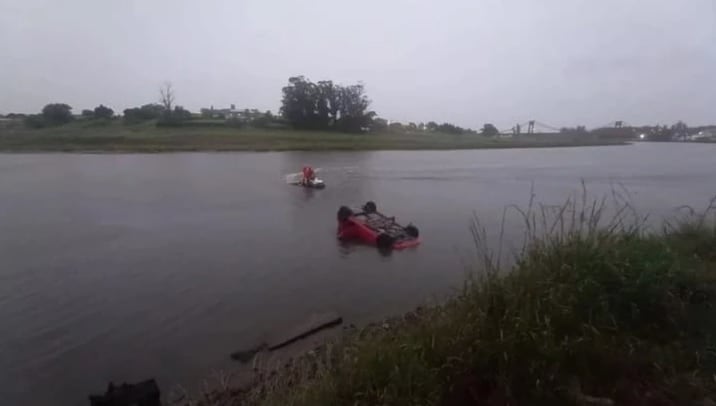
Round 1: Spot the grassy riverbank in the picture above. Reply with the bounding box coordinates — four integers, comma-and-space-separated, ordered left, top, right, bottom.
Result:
188, 195, 716, 406
0, 120, 627, 152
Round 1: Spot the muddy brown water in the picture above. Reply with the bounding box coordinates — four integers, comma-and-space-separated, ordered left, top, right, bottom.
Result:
1, 143, 715, 405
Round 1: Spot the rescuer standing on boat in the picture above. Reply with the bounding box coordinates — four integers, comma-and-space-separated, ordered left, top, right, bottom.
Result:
302, 166, 315, 185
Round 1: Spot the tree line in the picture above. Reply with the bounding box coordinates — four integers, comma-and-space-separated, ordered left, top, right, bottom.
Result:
8, 76, 706, 139
18, 83, 191, 128
585, 121, 705, 141
9, 77, 489, 134
9, 77, 487, 134
22, 103, 115, 128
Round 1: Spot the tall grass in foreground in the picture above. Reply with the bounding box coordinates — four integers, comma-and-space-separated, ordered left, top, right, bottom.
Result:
186, 190, 716, 406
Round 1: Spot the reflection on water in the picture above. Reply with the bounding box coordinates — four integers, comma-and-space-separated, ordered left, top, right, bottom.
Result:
1, 144, 715, 405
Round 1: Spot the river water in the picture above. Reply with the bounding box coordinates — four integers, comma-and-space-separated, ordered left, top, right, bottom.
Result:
1, 143, 715, 405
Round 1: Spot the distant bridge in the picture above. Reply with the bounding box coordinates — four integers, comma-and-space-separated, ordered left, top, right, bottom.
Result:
498, 120, 630, 135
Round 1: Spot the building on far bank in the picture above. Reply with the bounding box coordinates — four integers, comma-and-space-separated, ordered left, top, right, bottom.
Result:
695, 129, 715, 140
200, 104, 240, 119
199, 106, 270, 122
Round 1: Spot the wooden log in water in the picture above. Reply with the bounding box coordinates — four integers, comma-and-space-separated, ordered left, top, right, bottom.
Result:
267, 312, 343, 351
230, 312, 343, 362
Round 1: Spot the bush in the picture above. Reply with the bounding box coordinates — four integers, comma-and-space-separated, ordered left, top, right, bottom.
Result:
24, 115, 47, 128
178, 120, 227, 128
206, 191, 716, 406
591, 127, 637, 139
250, 111, 275, 128
156, 106, 193, 127
370, 117, 388, 132
93, 105, 114, 119
225, 118, 244, 128
123, 104, 165, 123
41, 103, 73, 125
481, 123, 499, 136
437, 122, 465, 134
81, 118, 112, 128
420, 121, 474, 134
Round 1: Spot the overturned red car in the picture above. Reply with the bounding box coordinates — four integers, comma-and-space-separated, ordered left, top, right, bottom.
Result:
337, 201, 420, 250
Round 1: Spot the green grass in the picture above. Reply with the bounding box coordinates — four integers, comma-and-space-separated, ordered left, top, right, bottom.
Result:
0, 120, 627, 152
188, 193, 716, 406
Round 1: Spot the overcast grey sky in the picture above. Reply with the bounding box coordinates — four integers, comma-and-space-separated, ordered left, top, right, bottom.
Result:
1, 0, 714, 129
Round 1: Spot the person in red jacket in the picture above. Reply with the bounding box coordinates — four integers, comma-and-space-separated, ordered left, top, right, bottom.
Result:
301, 166, 315, 185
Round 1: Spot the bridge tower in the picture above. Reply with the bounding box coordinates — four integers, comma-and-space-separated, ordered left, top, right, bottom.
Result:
527, 120, 535, 134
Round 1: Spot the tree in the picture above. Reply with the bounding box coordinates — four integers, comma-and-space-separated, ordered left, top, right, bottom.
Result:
41, 103, 73, 125
335, 83, 374, 132
370, 117, 388, 132
426, 121, 438, 131
81, 109, 94, 119
317, 80, 339, 127
437, 122, 465, 134
281, 76, 309, 128
159, 82, 175, 111
94, 105, 114, 119
560, 126, 587, 135
481, 123, 499, 136
389, 122, 404, 132
647, 124, 670, 141
590, 126, 635, 139
280, 76, 375, 132
172, 106, 192, 120
123, 104, 165, 122
123, 108, 141, 122
141, 104, 165, 119
671, 121, 689, 140
250, 110, 275, 128
157, 106, 192, 126
323, 82, 341, 127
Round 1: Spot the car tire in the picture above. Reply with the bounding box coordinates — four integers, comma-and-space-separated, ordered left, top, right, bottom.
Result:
337, 206, 353, 222
405, 224, 419, 238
